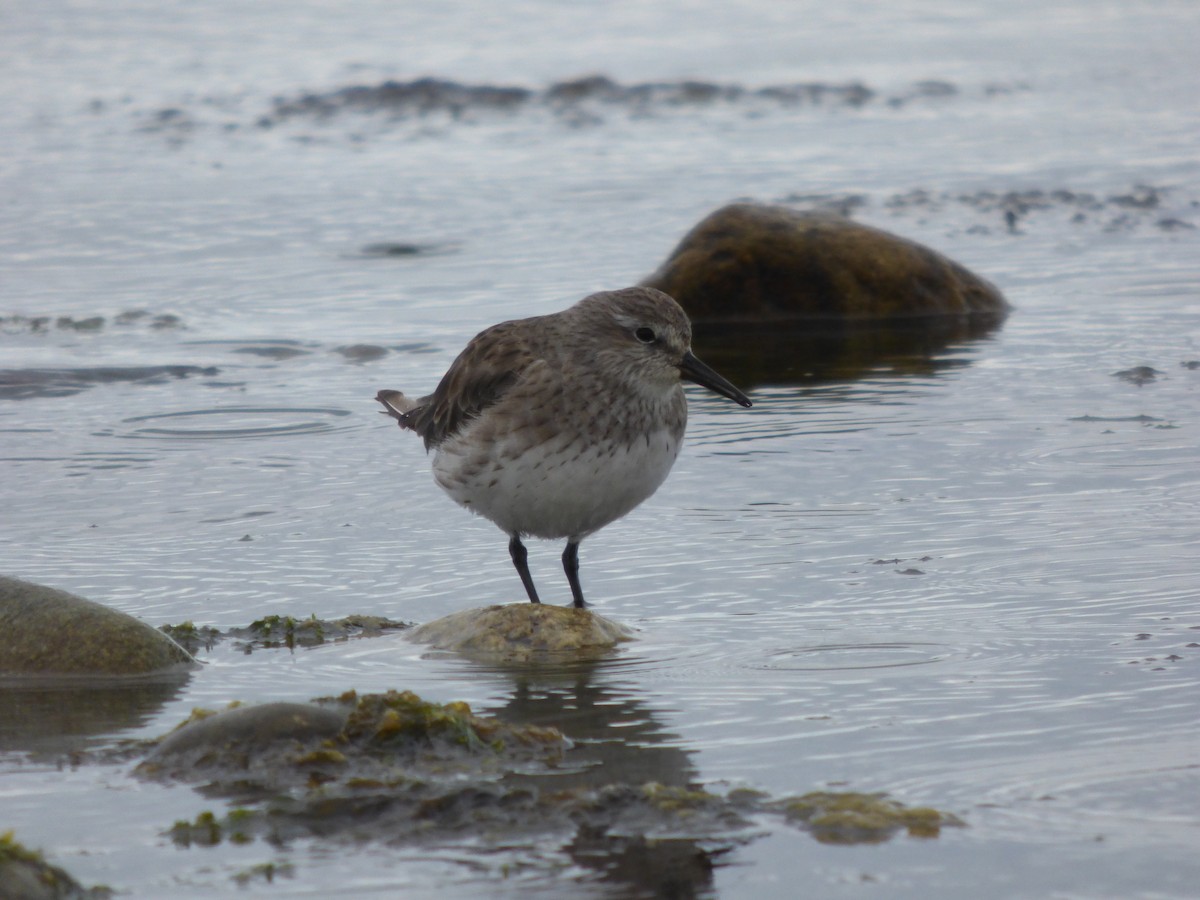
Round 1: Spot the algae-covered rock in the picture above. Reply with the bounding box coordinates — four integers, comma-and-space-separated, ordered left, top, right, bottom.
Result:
0, 830, 111, 899
409, 603, 634, 662
0, 576, 195, 676
136, 689, 567, 788
130, 688, 962, 900
644, 203, 1008, 321
774, 790, 964, 843
137, 702, 348, 778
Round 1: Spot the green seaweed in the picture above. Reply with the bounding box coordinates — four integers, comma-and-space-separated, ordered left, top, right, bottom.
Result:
339, 689, 502, 752
169, 810, 223, 847
146, 692, 963, 864
160, 614, 411, 656
641, 783, 724, 815
233, 861, 294, 885
160, 620, 221, 654
0, 830, 114, 898
0, 830, 43, 864
777, 791, 963, 843
167, 809, 257, 847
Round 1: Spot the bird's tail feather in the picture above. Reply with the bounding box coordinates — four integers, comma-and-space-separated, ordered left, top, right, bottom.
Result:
376, 389, 420, 429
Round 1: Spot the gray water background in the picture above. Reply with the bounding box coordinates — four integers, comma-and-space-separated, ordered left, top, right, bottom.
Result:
2, 0, 1199, 896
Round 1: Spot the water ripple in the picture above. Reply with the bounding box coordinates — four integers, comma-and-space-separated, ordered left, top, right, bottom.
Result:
113, 406, 355, 441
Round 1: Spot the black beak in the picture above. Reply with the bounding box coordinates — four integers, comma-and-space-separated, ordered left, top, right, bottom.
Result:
679, 350, 753, 408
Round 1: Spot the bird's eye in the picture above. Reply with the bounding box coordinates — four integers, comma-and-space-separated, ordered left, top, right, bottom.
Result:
634, 327, 657, 344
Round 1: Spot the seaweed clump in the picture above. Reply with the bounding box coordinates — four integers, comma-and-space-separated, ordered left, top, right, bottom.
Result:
159, 613, 411, 655
333, 689, 565, 758
775, 791, 963, 843
129, 690, 964, 897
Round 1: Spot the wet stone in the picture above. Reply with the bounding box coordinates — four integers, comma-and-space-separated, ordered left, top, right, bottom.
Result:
116, 687, 964, 895
139, 702, 350, 779
408, 603, 635, 662
773, 791, 964, 843
0, 831, 112, 900
136, 689, 569, 790
0, 576, 196, 676
334, 344, 389, 363
1113, 365, 1161, 385
643, 202, 1009, 321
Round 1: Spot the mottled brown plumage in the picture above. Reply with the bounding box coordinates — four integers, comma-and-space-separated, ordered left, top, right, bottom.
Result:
376, 286, 751, 608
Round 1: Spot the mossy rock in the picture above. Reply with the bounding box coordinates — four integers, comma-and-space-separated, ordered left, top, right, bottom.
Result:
643, 203, 1008, 321
137, 690, 567, 788
775, 791, 964, 843
0, 576, 195, 676
137, 702, 349, 776
0, 830, 111, 899
408, 603, 634, 662
130, 693, 963, 870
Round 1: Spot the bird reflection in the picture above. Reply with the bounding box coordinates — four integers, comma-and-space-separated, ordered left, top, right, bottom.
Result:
472, 657, 733, 899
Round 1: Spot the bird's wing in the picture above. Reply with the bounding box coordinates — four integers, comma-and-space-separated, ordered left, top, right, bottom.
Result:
404, 320, 536, 450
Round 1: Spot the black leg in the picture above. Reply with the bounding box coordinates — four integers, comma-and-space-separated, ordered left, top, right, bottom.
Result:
509, 534, 541, 604
562, 541, 586, 609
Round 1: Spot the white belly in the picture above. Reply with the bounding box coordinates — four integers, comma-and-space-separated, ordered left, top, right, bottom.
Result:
432, 425, 682, 541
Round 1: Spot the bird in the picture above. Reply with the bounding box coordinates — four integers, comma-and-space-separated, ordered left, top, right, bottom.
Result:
376, 285, 752, 608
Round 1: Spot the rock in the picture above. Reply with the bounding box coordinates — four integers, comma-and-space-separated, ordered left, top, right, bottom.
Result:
643, 203, 1008, 320
136, 690, 568, 787
126, 691, 961, 899
0, 577, 195, 676
0, 831, 111, 899
409, 603, 634, 662
1113, 365, 1160, 386
773, 791, 963, 843
138, 702, 349, 778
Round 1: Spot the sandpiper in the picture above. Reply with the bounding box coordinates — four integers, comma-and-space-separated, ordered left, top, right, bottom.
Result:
376, 286, 752, 608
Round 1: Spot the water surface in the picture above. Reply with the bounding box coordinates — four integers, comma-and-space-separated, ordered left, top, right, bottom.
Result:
1, 1, 1198, 896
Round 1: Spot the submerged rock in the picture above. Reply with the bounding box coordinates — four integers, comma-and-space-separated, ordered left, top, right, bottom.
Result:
264, 76, 884, 127
159, 613, 411, 655
125, 688, 962, 898
0, 365, 218, 401
643, 203, 1008, 320
157, 762, 959, 853
140, 702, 349, 778
409, 603, 634, 662
773, 791, 963, 843
137, 689, 568, 790
334, 343, 390, 363
0, 577, 195, 676
1112, 365, 1160, 386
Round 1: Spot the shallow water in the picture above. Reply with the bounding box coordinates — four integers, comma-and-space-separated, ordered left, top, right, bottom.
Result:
2, 0, 1199, 896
